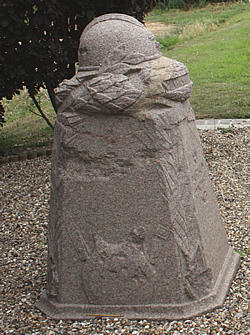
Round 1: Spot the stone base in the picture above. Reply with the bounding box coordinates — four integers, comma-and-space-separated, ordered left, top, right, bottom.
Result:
36, 248, 240, 320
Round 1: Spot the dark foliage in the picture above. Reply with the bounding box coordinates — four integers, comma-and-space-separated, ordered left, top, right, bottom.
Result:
0, 101, 5, 125
0, 0, 156, 126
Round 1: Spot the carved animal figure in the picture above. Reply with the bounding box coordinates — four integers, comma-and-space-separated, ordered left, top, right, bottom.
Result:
93, 233, 156, 285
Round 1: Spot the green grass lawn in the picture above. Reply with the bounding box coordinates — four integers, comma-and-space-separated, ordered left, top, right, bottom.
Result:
0, 90, 55, 156
166, 17, 250, 119
146, 1, 250, 119
146, 1, 249, 26
0, 2, 249, 156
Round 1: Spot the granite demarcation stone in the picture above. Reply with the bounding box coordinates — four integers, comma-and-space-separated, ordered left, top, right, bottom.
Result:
36, 13, 240, 320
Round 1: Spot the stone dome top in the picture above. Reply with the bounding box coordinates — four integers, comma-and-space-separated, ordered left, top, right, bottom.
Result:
78, 13, 162, 70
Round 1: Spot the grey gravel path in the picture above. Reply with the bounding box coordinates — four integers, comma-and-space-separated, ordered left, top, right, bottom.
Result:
1, 127, 249, 334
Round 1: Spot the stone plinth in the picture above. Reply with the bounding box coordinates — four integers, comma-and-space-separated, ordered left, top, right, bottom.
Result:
36, 14, 240, 320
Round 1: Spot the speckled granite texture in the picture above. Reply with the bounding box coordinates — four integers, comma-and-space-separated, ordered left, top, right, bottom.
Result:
36, 13, 240, 320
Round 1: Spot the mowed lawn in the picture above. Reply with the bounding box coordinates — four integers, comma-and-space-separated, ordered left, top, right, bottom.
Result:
146, 2, 250, 119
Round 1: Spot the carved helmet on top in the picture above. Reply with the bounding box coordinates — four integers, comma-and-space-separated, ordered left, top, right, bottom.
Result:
78, 13, 162, 70
56, 14, 162, 115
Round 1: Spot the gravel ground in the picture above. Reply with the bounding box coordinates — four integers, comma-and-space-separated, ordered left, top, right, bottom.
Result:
1, 128, 249, 334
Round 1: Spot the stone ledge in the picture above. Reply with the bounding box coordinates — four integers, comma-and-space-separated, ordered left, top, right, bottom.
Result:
36, 247, 240, 321
195, 119, 250, 130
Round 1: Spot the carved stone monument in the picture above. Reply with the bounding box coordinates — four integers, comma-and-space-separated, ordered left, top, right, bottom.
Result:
36, 14, 240, 320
